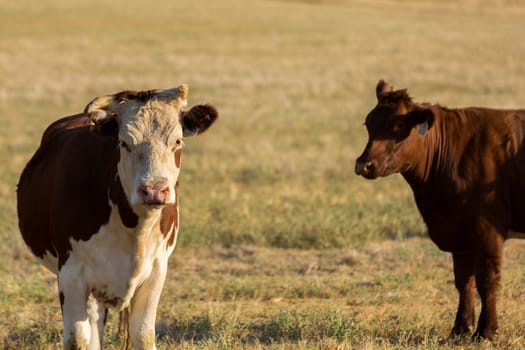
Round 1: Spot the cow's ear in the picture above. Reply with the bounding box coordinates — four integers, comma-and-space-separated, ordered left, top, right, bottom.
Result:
89, 111, 119, 137
181, 104, 218, 137
84, 95, 121, 137
408, 108, 434, 136
376, 80, 394, 101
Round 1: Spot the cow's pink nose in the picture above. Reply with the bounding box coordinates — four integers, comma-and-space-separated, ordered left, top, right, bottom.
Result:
138, 183, 169, 205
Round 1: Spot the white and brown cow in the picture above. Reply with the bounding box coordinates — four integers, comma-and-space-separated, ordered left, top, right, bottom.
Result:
17, 85, 218, 350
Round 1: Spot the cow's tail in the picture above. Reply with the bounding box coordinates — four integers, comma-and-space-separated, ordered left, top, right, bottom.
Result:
119, 306, 132, 350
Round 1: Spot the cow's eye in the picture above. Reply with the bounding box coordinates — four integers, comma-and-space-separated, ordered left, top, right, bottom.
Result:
394, 121, 405, 131
120, 141, 132, 152
174, 139, 183, 149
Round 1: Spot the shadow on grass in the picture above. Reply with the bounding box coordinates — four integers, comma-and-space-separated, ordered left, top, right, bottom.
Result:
157, 310, 362, 345
156, 311, 490, 348
157, 315, 215, 342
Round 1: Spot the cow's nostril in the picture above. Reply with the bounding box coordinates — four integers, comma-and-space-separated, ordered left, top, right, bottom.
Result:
364, 161, 374, 171
138, 183, 170, 205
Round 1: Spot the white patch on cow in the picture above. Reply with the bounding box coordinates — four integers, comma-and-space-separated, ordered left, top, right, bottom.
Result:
53, 188, 179, 348
57, 197, 179, 348
59, 202, 177, 310
508, 231, 525, 239
117, 100, 183, 207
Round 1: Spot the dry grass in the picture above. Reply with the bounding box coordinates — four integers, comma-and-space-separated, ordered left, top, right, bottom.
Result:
1, 0, 525, 348
4, 239, 525, 349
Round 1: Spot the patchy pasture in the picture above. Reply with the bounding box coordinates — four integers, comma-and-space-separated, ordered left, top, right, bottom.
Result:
1, 0, 525, 348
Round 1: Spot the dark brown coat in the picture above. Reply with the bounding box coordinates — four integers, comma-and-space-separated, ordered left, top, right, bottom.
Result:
356, 80, 525, 340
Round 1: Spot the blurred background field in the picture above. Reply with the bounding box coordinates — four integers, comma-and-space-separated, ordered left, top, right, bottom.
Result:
1, 0, 525, 348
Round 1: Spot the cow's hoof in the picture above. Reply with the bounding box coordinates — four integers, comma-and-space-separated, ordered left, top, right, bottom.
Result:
472, 329, 496, 342
449, 325, 473, 338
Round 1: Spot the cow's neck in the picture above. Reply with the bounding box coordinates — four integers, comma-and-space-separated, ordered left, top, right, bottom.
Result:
133, 209, 165, 259
121, 204, 167, 307
404, 106, 473, 185
402, 106, 480, 217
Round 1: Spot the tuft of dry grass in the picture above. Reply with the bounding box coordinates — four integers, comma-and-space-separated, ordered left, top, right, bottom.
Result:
2, 0, 525, 348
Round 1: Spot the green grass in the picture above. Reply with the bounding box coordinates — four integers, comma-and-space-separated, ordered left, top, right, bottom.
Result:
2, 0, 525, 348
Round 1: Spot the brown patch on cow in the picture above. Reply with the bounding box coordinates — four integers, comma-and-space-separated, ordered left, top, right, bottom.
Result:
160, 185, 179, 250
109, 175, 138, 228
41, 114, 92, 142
174, 148, 182, 168
17, 113, 137, 270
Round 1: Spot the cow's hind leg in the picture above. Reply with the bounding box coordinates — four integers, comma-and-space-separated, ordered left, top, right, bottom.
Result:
472, 220, 504, 340
87, 295, 107, 350
59, 270, 90, 350
450, 251, 476, 337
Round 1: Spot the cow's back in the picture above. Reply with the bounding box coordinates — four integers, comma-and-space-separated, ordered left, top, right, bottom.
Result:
17, 114, 117, 270
462, 108, 525, 233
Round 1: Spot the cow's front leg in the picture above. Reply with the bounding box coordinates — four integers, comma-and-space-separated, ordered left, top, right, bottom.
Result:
450, 251, 476, 337
472, 220, 504, 340
58, 268, 90, 350
86, 294, 107, 350
127, 259, 168, 350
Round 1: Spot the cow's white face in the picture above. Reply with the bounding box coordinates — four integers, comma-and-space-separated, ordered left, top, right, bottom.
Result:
85, 84, 218, 210
118, 100, 183, 207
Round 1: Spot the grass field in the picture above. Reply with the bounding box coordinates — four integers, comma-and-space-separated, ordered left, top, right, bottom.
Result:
1, 0, 525, 348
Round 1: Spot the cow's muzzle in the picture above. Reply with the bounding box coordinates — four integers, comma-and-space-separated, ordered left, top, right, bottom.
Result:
355, 156, 377, 179
138, 179, 170, 205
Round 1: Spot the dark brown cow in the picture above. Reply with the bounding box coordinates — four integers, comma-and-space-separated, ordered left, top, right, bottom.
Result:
17, 85, 217, 350
355, 80, 525, 340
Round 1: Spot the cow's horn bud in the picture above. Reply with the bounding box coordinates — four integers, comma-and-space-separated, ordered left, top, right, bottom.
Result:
177, 84, 189, 101
159, 84, 189, 108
